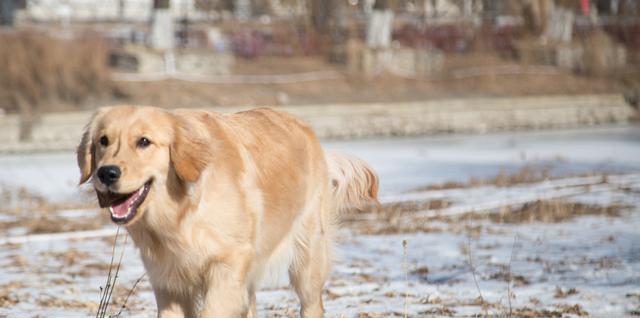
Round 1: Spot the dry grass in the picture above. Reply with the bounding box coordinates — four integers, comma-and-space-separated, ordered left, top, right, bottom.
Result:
418, 307, 456, 316
511, 307, 563, 318
0, 30, 111, 114
554, 287, 579, 299
37, 296, 98, 312
24, 214, 109, 235
0, 185, 105, 234
342, 199, 450, 235
0, 282, 24, 307
488, 303, 589, 318
487, 200, 622, 224
414, 164, 562, 191
1, 184, 95, 214
488, 270, 530, 287
346, 197, 624, 235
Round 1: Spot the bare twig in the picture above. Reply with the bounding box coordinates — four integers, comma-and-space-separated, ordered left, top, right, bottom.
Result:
96, 226, 120, 318
115, 272, 147, 318
467, 236, 484, 304
103, 233, 129, 317
402, 239, 409, 318
506, 235, 518, 318
466, 235, 491, 318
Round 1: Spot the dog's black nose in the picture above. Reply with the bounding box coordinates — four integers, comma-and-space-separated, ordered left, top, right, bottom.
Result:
97, 165, 121, 186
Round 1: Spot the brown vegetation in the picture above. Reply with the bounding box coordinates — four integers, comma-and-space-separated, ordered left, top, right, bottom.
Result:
342, 199, 451, 235
0, 30, 112, 139
488, 200, 622, 224
0, 185, 94, 215
414, 164, 566, 191
0, 185, 104, 235
24, 214, 109, 235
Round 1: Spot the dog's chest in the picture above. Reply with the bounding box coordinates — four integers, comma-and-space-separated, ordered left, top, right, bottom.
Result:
141, 244, 207, 292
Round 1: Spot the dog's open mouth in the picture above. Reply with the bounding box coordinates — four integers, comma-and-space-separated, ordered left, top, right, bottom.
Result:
97, 180, 152, 224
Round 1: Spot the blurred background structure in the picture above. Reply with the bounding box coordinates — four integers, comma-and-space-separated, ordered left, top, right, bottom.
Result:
0, 0, 639, 147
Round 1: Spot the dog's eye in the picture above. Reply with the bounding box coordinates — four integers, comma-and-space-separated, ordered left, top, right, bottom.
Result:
99, 136, 109, 146
137, 137, 151, 148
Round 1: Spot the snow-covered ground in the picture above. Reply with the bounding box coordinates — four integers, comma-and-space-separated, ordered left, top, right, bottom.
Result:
1, 125, 639, 317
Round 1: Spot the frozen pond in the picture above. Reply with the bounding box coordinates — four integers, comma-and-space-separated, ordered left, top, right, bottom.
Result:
326, 124, 640, 193
2, 125, 638, 201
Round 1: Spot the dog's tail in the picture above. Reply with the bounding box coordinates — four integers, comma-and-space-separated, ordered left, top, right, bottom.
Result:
326, 151, 379, 213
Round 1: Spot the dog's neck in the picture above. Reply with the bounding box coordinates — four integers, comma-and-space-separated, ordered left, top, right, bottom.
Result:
126, 169, 200, 260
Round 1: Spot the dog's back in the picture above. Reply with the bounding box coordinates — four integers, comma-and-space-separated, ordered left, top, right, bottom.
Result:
227, 108, 379, 217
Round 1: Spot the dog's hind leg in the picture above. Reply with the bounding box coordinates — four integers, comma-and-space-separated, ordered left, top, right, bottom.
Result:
288, 208, 331, 318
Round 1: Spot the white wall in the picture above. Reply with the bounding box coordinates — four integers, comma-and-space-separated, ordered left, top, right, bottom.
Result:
20, 0, 208, 22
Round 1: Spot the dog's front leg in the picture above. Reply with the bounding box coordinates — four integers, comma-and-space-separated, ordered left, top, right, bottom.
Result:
154, 288, 197, 318
200, 251, 254, 318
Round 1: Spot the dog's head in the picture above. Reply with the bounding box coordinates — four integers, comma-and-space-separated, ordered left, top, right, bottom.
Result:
77, 106, 211, 226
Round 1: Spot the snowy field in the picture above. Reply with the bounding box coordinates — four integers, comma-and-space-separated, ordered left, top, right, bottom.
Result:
1, 125, 639, 317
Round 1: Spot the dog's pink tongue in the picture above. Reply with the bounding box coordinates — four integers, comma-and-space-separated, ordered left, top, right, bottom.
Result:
110, 194, 135, 217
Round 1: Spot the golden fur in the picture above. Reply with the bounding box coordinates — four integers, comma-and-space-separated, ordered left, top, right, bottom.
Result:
77, 106, 379, 318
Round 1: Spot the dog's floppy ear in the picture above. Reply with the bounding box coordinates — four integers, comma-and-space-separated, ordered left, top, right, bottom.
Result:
77, 108, 106, 184
170, 114, 212, 183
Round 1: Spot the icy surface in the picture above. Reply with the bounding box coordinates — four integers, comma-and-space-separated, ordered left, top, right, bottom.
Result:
325, 125, 640, 193
1, 125, 639, 201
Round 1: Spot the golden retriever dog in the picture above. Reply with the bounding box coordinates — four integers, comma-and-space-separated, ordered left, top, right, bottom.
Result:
77, 106, 378, 318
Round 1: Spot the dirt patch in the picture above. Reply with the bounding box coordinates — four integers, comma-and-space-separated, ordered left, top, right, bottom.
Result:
109, 52, 628, 109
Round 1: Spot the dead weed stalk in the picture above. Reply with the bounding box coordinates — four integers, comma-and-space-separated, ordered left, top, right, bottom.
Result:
402, 239, 409, 318
466, 236, 486, 312
506, 235, 518, 318
114, 272, 147, 318
96, 226, 128, 318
